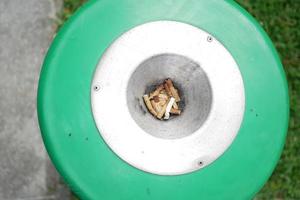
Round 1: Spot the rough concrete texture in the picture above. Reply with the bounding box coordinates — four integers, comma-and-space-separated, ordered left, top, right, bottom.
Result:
0, 0, 72, 199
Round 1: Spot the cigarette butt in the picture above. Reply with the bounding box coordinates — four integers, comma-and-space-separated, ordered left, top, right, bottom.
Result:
165, 79, 180, 102
143, 95, 157, 116
172, 101, 179, 109
164, 83, 173, 97
164, 97, 175, 120
157, 100, 168, 119
151, 99, 162, 114
149, 84, 164, 99
170, 108, 181, 115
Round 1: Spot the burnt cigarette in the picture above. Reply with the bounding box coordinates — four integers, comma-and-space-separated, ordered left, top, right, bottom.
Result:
143, 95, 157, 116
157, 100, 168, 119
164, 83, 173, 97
149, 84, 164, 99
165, 79, 180, 102
172, 101, 179, 109
151, 99, 162, 114
170, 108, 181, 115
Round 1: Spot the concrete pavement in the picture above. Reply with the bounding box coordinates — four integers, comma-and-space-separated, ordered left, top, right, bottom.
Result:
0, 0, 72, 199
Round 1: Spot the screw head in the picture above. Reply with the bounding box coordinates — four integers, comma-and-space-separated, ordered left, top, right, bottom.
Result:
198, 161, 204, 166
93, 85, 100, 91
207, 36, 213, 42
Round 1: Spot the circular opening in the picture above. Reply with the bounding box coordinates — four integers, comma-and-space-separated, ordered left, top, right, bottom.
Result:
127, 53, 212, 139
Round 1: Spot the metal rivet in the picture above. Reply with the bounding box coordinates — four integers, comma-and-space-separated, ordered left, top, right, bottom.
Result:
198, 161, 204, 166
93, 85, 100, 91
207, 36, 213, 42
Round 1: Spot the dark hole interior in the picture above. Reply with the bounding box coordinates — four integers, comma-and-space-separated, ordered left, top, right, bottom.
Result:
126, 53, 213, 139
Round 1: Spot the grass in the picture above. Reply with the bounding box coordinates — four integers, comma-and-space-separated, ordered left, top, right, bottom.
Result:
234, 1, 300, 199
57, 0, 87, 28
58, 0, 300, 199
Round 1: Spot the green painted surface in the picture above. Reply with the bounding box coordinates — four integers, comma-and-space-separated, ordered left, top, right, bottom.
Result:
38, 0, 289, 199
